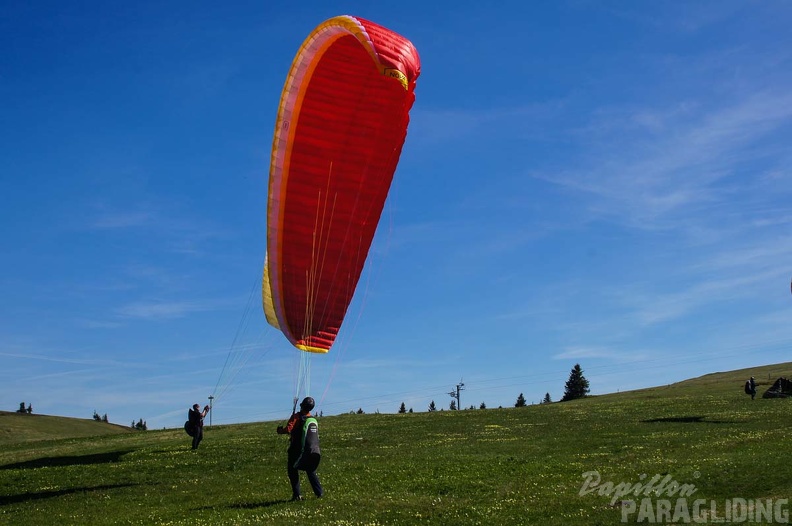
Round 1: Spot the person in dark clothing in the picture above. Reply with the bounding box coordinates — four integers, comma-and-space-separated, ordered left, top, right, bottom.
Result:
749, 376, 757, 400
277, 396, 323, 501
188, 403, 210, 450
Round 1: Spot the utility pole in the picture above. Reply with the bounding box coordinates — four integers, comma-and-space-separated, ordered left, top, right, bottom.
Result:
448, 380, 465, 410
208, 395, 214, 427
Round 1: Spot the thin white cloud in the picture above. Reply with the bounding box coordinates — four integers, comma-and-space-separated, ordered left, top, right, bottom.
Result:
77, 319, 124, 329
618, 266, 785, 327
696, 239, 792, 273
0, 350, 120, 366
116, 300, 212, 320
539, 90, 792, 229
408, 100, 566, 146
603, 2, 749, 34
554, 346, 621, 360
91, 210, 155, 229
84, 200, 234, 259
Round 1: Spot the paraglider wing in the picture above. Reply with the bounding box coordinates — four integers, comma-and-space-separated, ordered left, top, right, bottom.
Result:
262, 15, 421, 353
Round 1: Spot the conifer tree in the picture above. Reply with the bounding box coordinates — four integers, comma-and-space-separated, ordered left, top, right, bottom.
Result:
428, 400, 437, 412
398, 402, 407, 414
515, 393, 527, 407
561, 363, 590, 401
543, 393, 552, 404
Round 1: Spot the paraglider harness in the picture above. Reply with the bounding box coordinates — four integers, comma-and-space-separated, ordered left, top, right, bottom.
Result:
292, 415, 320, 470
184, 407, 203, 437
301, 417, 318, 450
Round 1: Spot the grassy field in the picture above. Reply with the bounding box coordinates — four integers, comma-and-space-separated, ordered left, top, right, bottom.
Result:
0, 412, 133, 445
1, 363, 790, 525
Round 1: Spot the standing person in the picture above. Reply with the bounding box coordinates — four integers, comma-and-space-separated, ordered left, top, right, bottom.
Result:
188, 403, 210, 450
749, 376, 757, 400
277, 396, 323, 501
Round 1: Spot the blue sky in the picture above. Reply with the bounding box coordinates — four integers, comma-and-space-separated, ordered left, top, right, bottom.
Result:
2, 1, 791, 429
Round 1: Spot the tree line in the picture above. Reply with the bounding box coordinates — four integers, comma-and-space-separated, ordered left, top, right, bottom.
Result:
387, 363, 591, 414
92, 411, 148, 430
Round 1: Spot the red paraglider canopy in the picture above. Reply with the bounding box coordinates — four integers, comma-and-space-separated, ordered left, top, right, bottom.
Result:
262, 15, 420, 353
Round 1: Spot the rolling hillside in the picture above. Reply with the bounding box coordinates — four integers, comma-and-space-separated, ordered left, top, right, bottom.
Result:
1, 362, 790, 525
0, 411, 133, 445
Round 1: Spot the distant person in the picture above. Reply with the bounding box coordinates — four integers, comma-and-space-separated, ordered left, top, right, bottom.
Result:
277, 396, 323, 501
187, 403, 210, 450
744, 377, 757, 400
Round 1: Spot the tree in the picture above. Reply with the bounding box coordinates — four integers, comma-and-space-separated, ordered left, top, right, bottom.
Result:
408, 408, 413, 413
102, 414, 108, 423
93, 410, 101, 421
26, 404, 32, 414
480, 402, 486, 410
515, 393, 527, 407
356, 408, 365, 414
542, 393, 552, 404
561, 363, 590, 401
17, 402, 26, 414
428, 400, 437, 412
398, 402, 407, 414
449, 400, 457, 410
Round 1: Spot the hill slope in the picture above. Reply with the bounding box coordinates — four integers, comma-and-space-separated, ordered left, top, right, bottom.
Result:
0, 411, 133, 445
1, 362, 790, 525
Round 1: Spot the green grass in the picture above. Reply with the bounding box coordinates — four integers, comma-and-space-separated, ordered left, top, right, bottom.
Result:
0, 412, 133, 445
1, 363, 791, 525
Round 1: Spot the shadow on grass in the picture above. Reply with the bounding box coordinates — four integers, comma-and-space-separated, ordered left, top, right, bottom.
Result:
203, 499, 291, 510
0, 483, 139, 505
0, 450, 134, 470
642, 416, 737, 424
